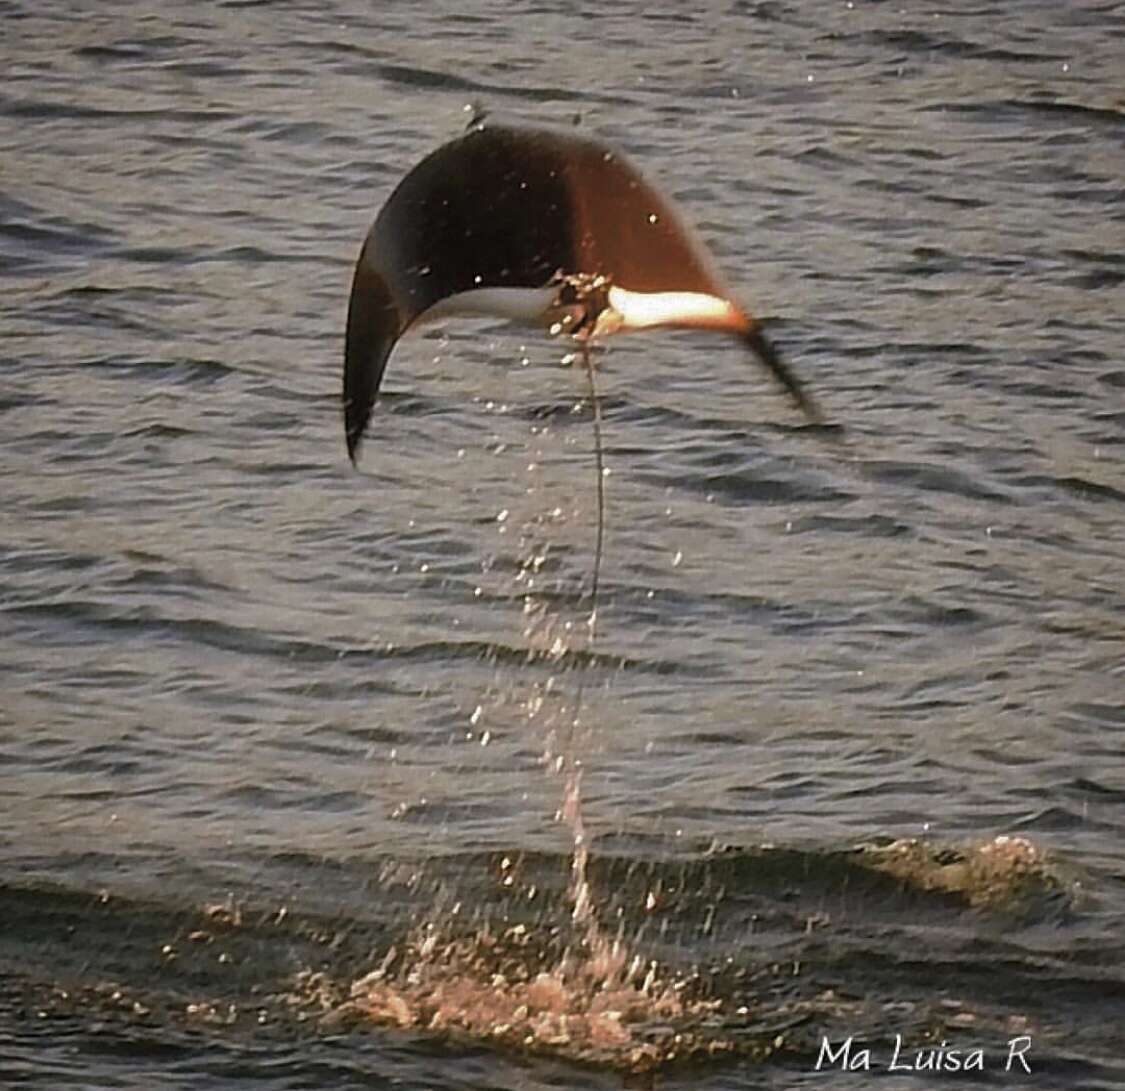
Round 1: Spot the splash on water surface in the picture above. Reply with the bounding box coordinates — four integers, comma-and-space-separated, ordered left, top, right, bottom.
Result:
340, 923, 747, 1072
857, 833, 1067, 911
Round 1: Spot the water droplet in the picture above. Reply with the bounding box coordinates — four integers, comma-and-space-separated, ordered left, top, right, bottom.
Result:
647, 213, 659, 224
671, 550, 683, 567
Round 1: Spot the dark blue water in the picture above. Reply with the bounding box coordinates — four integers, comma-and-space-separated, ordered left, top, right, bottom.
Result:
2, 1, 1123, 1087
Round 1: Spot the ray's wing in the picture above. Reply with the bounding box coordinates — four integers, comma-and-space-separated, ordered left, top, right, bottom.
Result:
561, 133, 726, 297
561, 136, 822, 423
344, 126, 575, 461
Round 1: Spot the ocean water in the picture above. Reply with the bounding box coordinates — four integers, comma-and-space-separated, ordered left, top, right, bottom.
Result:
2, 1, 1123, 1087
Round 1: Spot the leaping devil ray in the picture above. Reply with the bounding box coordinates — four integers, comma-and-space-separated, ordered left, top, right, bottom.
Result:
343, 119, 824, 462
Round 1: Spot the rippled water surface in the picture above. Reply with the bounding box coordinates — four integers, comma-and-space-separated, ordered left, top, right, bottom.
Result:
3, 1, 1124, 1087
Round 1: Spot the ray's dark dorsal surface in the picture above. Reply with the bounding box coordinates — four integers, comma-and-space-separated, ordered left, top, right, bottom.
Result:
344, 121, 822, 462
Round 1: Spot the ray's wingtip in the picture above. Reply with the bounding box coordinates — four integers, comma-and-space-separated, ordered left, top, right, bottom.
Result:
782, 370, 847, 440
803, 416, 847, 445
343, 398, 366, 466
740, 322, 839, 434
785, 384, 848, 442
345, 426, 363, 466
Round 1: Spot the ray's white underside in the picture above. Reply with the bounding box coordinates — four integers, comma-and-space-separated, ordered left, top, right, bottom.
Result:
410, 285, 746, 340
604, 286, 745, 333
414, 287, 557, 327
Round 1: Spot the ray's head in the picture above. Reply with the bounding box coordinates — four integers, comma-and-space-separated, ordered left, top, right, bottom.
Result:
343, 121, 822, 463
